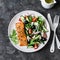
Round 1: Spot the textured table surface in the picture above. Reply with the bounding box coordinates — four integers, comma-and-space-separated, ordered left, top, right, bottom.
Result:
0, 0, 60, 60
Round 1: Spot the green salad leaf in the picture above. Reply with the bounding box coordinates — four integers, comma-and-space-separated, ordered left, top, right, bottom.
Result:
28, 15, 32, 22
25, 23, 32, 28
42, 26, 48, 32
37, 16, 45, 26
10, 29, 18, 44
27, 35, 40, 47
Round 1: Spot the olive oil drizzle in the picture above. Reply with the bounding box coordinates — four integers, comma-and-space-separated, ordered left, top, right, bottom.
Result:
45, 0, 53, 3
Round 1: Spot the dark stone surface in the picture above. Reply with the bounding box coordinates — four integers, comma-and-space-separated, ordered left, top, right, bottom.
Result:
0, 0, 60, 60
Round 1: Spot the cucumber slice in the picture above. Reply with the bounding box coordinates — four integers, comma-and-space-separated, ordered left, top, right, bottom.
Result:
20, 16, 25, 22
27, 46, 33, 48
43, 26, 48, 32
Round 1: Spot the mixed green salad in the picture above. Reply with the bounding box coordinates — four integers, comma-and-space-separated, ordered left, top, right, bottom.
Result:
10, 15, 48, 49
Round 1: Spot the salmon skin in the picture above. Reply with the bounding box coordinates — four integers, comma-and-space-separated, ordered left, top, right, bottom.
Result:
16, 21, 27, 46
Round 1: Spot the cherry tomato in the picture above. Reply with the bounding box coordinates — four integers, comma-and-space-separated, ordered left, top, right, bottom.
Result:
28, 28, 32, 34
32, 17, 37, 22
24, 15, 28, 19
19, 18, 22, 22
34, 43, 38, 49
43, 32, 47, 39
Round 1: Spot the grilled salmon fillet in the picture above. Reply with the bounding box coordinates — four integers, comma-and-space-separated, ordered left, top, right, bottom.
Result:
16, 21, 27, 46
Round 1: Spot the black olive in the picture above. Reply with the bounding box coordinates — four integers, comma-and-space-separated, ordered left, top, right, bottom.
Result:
38, 32, 41, 35
31, 25, 35, 29
28, 40, 30, 44
29, 34, 34, 37
29, 35, 31, 37
41, 37, 46, 41
24, 20, 29, 24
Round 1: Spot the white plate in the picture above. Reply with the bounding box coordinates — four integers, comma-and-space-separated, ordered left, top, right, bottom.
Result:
8, 10, 50, 53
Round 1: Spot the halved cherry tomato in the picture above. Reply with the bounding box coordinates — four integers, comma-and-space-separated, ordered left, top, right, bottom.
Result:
32, 17, 37, 22
19, 18, 22, 22
24, 15, 28, 19
43, 32, 47, 39
34, 43, 38, 49
28, 28, 32, 34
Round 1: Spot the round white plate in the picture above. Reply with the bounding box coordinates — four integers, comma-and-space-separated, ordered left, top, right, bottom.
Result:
8, 10, 50, 53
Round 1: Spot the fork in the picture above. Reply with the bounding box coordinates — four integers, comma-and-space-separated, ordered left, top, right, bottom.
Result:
50, 15, 59, 53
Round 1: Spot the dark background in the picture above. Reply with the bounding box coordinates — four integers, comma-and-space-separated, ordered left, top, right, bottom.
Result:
0, 0, 60, 60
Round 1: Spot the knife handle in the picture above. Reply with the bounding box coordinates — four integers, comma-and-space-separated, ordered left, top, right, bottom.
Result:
56, 35, 60, 49
50, 31, 56, 53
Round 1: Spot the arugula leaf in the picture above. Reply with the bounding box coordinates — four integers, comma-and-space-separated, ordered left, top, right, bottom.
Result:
40, 40, 45, 44
25, 23, 31, 28
30, 35, 40, 44
28, 15, 32, 22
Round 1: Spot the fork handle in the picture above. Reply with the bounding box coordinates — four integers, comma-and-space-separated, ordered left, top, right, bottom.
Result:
56, 35, 60, 49
50, 30, 56, 53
